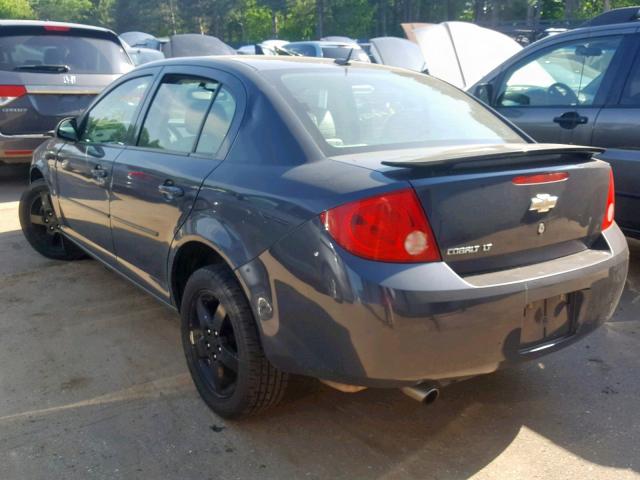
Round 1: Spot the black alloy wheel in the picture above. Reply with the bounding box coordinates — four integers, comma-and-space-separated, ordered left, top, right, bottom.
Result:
188, 292, 240, 398
19, 179, 85, 260
180, 265, 288, 418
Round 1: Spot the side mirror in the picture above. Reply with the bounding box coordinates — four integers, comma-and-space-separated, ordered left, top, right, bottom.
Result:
474, 83, 494, 105
56, 117, 79, 142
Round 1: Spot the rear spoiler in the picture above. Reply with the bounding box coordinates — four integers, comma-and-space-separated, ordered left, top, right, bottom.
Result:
381, 143, 605, 168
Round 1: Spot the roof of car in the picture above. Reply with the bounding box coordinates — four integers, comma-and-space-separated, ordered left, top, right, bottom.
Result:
138, 55, 387, 74
0, 19, 116, 34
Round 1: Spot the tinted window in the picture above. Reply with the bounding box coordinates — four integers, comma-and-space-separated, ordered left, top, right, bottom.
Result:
285, 44, 317, 56
498, 36, 621, 107
0, 35, 132, 74
196, 86, 236, 156
267, 68, 522, 154
138, 75, 218, 153
621, 55, 640, 106
81, 76, 150, 145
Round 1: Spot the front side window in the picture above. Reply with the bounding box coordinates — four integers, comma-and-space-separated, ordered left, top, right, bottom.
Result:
138, 75, 218, 153
498, 36, 622, 107
267, 67, 523, 154
81, 76, 150, 145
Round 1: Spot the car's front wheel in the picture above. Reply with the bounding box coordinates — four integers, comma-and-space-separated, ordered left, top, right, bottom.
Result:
181, 265, 289, 418
19, 179, 85, 261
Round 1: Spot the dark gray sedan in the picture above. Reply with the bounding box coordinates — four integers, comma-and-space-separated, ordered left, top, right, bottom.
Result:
20, 56, 628, 418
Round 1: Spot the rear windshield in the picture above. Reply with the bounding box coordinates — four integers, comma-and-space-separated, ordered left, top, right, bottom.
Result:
0, 34, 132, 74
266, 67, 524, 154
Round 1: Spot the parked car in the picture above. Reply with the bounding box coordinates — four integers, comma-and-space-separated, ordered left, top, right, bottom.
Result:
368, 36, 426, 72
0, 20, 133, 165
282, 41, 370, 62
471, 8, 640, 238
412, 21, 522, 89
125, 45, 165, 66
162, 34, 235, 58
120, 31, 164, 51
20, 56, 628, 418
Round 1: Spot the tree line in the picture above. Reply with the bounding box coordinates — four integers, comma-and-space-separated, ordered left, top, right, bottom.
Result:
0, 0, 636, 44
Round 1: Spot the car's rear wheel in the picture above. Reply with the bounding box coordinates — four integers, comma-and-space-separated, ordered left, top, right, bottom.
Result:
181, 265, 288, 418
19, 179, 85, 261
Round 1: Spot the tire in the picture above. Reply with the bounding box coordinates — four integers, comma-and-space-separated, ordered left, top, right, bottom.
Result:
19, 179, 85, 261
181, 265, 288, 418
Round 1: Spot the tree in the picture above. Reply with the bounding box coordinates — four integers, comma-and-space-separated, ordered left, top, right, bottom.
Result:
0, 0, 35, 18
31, 0, 94, 22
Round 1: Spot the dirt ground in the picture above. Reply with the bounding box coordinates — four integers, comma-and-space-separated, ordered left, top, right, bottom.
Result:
1, 166, 639, 479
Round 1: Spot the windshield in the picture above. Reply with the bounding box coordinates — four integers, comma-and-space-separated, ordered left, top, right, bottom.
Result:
267, 67, 523, 154
0, 35, 132, 74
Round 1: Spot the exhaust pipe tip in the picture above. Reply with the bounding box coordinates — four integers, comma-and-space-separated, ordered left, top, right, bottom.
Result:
401, 384, 440, 404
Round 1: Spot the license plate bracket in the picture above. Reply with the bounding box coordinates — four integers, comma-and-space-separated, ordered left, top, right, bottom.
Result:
520, 293, 577, 349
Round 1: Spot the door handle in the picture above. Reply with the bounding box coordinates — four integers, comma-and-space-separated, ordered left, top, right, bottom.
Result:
91, 164, 108, 179
553, 111, 588, 129
158, 181, 184, 200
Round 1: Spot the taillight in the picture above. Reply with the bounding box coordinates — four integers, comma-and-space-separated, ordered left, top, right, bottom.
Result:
0, 85, 26, 107
513, 172, 569, 185
319, 189, 441, 263
602, 169, 615, 231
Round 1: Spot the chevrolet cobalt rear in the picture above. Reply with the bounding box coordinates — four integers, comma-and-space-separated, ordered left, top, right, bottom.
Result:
20, 57, 628, 418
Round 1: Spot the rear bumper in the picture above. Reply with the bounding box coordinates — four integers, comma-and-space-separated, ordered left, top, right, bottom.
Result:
239, 222, 629, 388
0, 133, 47, 164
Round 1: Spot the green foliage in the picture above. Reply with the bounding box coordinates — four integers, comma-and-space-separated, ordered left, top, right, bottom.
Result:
0, 0, 35, 18
31, 0, 94, 22
15, 0, 630, 43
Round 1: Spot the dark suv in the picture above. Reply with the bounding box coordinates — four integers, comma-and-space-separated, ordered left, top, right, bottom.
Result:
472, 7, 640, 238
0, 20, 132, 165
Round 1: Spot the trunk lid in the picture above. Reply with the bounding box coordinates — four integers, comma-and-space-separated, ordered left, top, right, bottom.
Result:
332, 143, 610, 275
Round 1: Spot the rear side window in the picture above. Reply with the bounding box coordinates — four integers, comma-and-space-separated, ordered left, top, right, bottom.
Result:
0, 34, 131, 74
195, 86, 236, 156
81, 76, 150, 145
268, 68, 522, 154
621, 55, 640, 106
138, 75, 218, 154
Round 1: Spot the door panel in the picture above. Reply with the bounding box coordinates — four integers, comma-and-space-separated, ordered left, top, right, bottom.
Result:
110, 150, 219, 295
110, 68, 241, 298
56, 142, 122, 259
55, 75, 152, 259
495, 35, 623, 145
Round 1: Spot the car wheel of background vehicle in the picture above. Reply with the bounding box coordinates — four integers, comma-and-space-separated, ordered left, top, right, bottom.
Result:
181, 265, 289, 418
19, 179, 86, 261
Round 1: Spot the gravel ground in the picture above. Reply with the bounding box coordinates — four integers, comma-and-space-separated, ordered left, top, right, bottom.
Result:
1, 166, 639, 480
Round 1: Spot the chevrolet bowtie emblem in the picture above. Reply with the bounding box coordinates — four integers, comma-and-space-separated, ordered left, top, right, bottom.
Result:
529, 193, 558, 213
